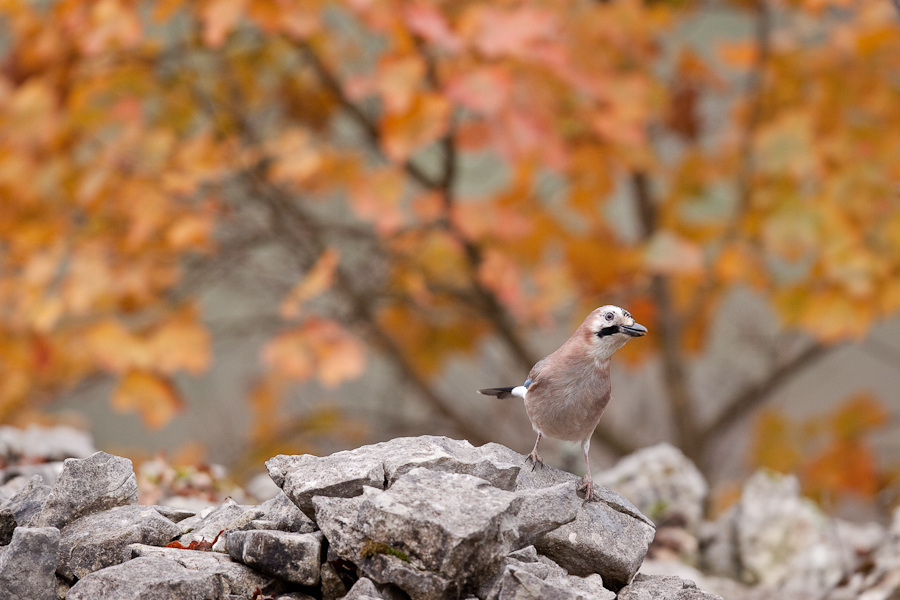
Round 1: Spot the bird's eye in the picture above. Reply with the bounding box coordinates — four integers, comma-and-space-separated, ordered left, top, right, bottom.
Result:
605, 312, 614, 321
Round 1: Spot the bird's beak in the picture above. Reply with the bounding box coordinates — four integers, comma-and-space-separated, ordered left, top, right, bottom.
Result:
621, 322, 648, 337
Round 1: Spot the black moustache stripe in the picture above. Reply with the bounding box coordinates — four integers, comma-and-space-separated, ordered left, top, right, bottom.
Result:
596, 326, 619, 338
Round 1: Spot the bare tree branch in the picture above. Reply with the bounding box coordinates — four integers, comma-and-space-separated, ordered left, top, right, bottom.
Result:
698, 342, 831, 446
731, 0, 772, 235
299, 44, 438, 191
302, 40, 541, 371
631, 171, 702, 460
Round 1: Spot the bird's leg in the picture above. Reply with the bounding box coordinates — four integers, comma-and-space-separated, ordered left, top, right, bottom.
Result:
525, 432, 543, 471
578, 437, 593, 501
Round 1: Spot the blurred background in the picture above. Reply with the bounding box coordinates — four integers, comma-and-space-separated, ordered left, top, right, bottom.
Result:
1, 0, 899, 523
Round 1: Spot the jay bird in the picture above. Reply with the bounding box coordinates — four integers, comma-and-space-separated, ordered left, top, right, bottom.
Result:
478, 305, 647, 501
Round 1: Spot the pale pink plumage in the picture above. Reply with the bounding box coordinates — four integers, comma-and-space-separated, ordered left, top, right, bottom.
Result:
478, 305, 647, 501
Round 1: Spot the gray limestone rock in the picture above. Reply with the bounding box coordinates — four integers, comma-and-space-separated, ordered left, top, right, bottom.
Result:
342, 576, 408, 600
617, 574, 725, 600
128, 543, 283, 595
344, 577, 388, 600
313, 487, 381, 561
66, 556, 221, 600
0, 474, 51, 527
267, 449, 385, 519
487, 447, 655, 590
514, 482, 580, 545
0, 425, 96, 463
357, 467, 521, 592
57, 504, 183, 581
481, 546, 615, 600
492, 450, 656, 591
535, 497, 656, 590
249, 490, 317, 533
360, 553, 457, 600
178, 497, 257, 545
379, 436, 521, 490
320, 561, 350, 600
150, 505, 197, 523
496, 567, 614, 600
702, 470, 843, 595
268, 436, 524, 522
31, 452, 138, 530
597, 443, 708, 531
0, 526, 59, 600
225, 529, 323, 585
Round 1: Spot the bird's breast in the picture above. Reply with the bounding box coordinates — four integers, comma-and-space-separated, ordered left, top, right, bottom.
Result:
523, 375, 611, 442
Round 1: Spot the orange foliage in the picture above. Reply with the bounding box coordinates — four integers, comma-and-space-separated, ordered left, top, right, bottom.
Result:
751, 394, 892, 502
0, 0, 897, 477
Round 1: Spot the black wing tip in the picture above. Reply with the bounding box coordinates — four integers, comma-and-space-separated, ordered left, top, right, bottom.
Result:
477, 386, 516, 398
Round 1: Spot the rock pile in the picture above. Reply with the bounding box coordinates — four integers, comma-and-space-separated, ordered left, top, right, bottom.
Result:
598, 444, 898, 600
0, 434, 726, 600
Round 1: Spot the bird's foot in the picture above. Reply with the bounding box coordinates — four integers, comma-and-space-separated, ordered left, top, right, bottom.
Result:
578, 474, 594, 502
525, 451, 544, 472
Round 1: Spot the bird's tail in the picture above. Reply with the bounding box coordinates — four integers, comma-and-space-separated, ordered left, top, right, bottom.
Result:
477, 387, 516, 399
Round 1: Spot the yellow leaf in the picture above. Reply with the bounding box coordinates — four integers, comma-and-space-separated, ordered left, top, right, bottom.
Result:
200, 0, 248, 47
375, 55, 426, 114
803, 439, 879, 498
266, 128, 323, 185
149, 309, 211, 374
381, 93, 451, 163
717, 40, 759, 68
280, 249, 340, 319
113, 371, 183, 429
166, 214, 214, 251
350, 168, 406, 235
86, 319, 143, 373
829, 393, 888, 440
263, 318, 366, 388
751, 408, 802, 475
795, 292, 870, 342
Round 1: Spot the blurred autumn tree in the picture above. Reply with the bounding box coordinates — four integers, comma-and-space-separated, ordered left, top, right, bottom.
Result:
1, 0, 899, 486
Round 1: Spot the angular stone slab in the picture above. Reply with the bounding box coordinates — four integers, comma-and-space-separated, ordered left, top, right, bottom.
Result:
312, 487, 381, 561
617, 573, 725, 600
342, 576, 408, 600
267, 450, 385, 519
0, 527, 59, 600
231, 490, 317, 534
128, 543, 282, 596
0, 474, 50, 527
535, 497, 655, 590
178, 497, 257, 545
481, 546, 615, 600
361, 553, 457, 600
66, 556, 221, 600
31, 451, 137, 530
57, 504, 183, 580
379, 436, 520, 490
497, 567, 615, 600
226, 529, 323, 586
357, 467, 521, 590
343, 577, 387, 600
514, 482, 579, 545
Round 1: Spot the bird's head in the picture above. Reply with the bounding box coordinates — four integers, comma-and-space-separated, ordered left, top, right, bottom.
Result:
583, 304, 648, 360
